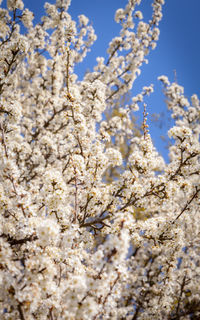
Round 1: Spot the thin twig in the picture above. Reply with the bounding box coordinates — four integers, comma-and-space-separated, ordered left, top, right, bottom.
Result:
74, 168, 78, 223
0, 122, 8, 158
172, 187, 200, 224
17, 303, 25, 320
142, 103, 149, 139
66, 49, 70, 94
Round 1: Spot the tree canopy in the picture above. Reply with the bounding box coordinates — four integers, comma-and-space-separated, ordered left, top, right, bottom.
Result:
0, 0, 200, 319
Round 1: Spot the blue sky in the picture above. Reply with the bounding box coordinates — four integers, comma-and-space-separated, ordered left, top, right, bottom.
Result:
2, 0, 200, 161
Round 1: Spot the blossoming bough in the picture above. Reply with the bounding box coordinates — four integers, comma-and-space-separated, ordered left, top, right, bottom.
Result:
0, 0, 200, 319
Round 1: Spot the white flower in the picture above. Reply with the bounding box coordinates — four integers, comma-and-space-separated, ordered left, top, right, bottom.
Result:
36, 218, 60, 246
22, 8, 34, 28
168, 126, 192, 139
115, 8, 125, 23
158, 75, 170, 86
79, 14, 89, 26
106, 148, 122, 166
134, 11, 143, 19
7, 0, 24, 10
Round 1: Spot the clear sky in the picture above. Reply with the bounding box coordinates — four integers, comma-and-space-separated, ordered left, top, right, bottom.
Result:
2, 0, 200, 161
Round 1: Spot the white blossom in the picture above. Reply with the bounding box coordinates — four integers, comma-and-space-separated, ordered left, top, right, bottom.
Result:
0, 0, 199, 319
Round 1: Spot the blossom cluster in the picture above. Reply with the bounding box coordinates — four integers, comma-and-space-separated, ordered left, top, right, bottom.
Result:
0, 0, 199, 319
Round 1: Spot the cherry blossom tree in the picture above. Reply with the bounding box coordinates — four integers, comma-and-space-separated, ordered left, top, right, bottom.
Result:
0, 0, 200, 319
